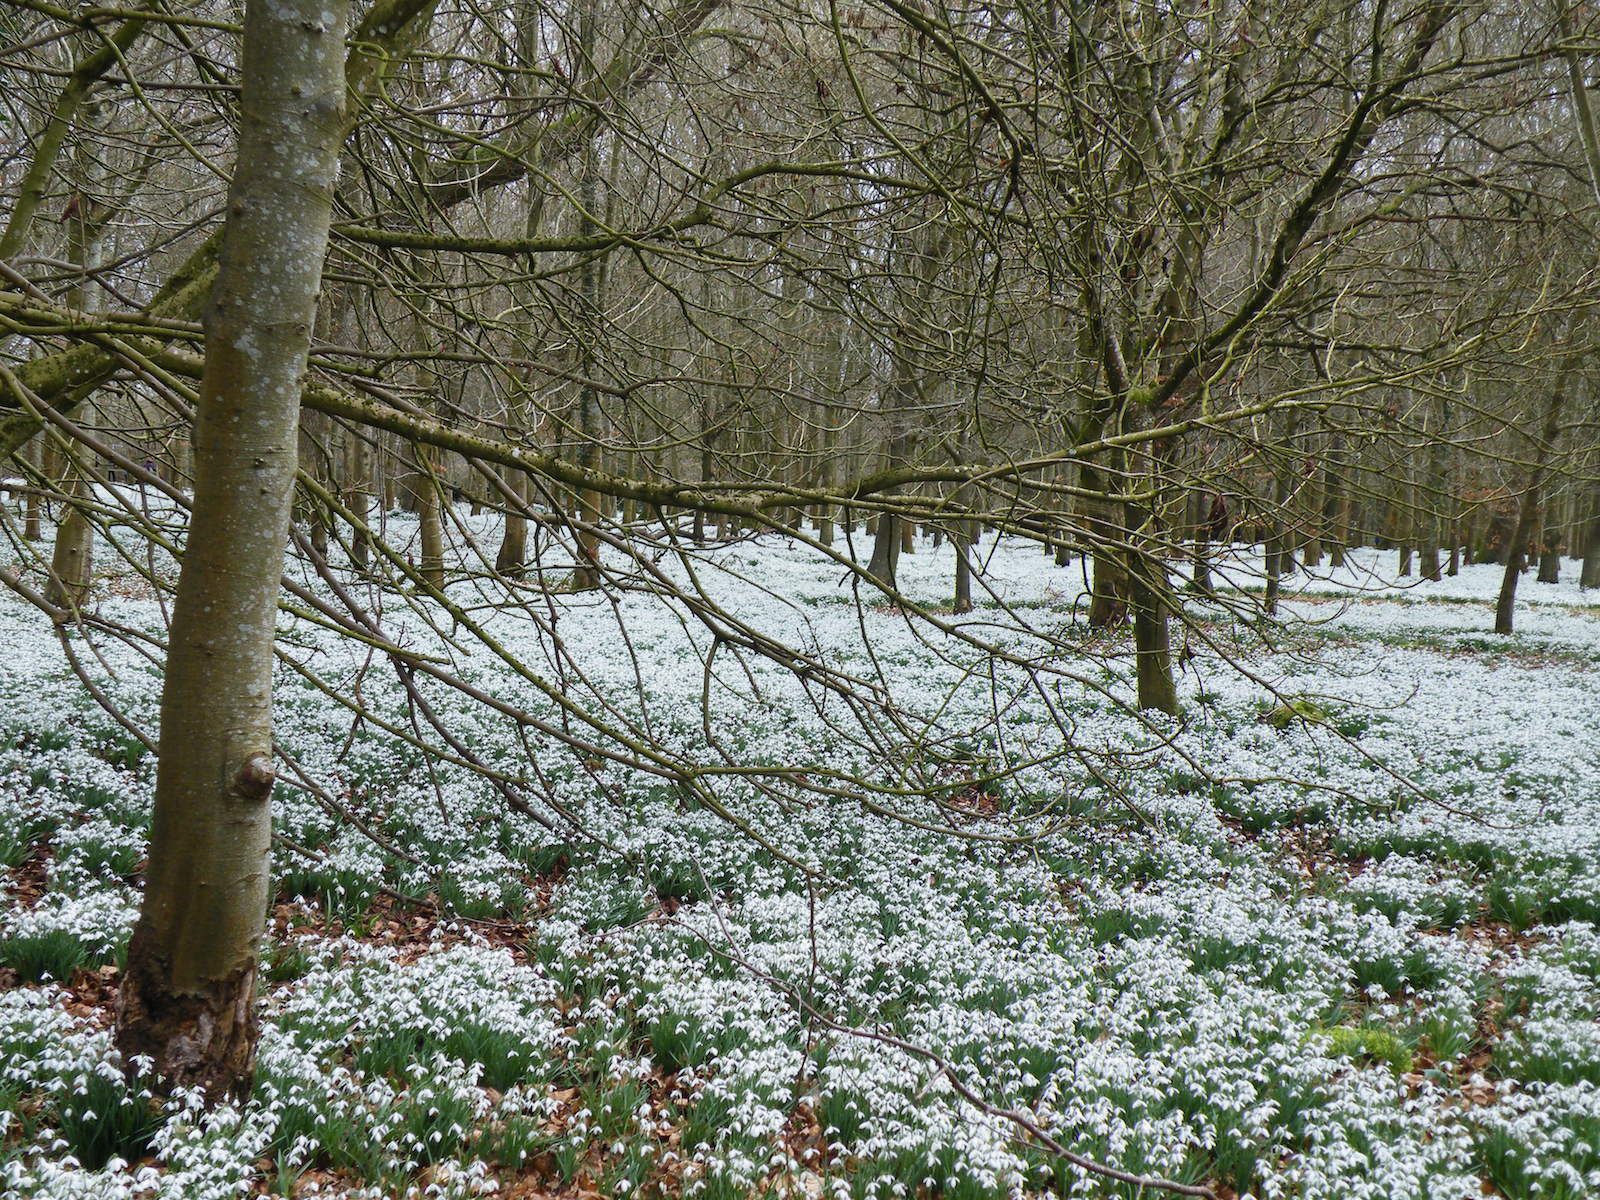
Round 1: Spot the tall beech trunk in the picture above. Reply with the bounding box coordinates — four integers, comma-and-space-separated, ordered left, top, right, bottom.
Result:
567, 14, 605, 592
867, 512, 902, 590
23, 437, 41, 540
346, 430, 371, 570
1580, 486, 1600, 588
1083, 487, 1127, 627
1301, 451, 1324, 569
298, 409, 331, 560
953, 519, 973, 614
116, 0, 347, 1100
407, 445, 445, 589
1536, 491, 1563, 582
815, 501, 834, 548
407, 312, 447, 589
1537, 547, 1561, 583
1496, 363, 1573, 634
1324, 456, 1347, 570
1188, 488, 1213, 594
495, 467, 529, 574
953, 483, 975, 613
1420, 543, 1441, 581
1496, 482, 1541, 633
46, 99, 104, 609
1264, 467, 1293, 616
1126, 501, 1178, 714
45, 464, 94, 610
865, 396, 915, 592
1419, 422, 1443, 581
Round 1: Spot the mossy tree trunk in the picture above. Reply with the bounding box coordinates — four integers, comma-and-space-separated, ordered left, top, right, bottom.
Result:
116, 0, 348, 1101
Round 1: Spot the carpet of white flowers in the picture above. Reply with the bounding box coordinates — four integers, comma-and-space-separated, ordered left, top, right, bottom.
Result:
2, 516, 1599, 1200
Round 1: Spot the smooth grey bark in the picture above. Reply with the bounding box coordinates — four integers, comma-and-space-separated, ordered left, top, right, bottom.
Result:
1125, 498, 1178, 714
116, 0, 348, 1100
1420, 542, 1441, 581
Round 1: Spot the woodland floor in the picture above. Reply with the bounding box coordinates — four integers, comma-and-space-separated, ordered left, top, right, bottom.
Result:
2, 519, 1600, 1199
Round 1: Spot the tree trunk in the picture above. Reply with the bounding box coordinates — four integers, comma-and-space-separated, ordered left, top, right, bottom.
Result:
1496, 364, 1573, 633
346, 430, 371, 570
1322, 446, 1348, 570
496, 468, 529, 574
1581, 486, 1600, 588
45, 464, 94, 610
46, 97, 104, 607
568, 22, 605, 592
1496, 484, 1540, 634
23, 437, 41, 540
570, 487, 603, 590
409, 446, 445, 589
116, 0, 347, 1101
1301, 451, 1323, 569
953, 519, 973, 613
299, 411, 331, 561
1420, 543, 1441, 582
1188, 489, 1213, 594
1126, 522, 1177, 712
1537, 493, 1562, 582
1083, 464, 1127, 626
1264, 467, 1293, 615
867, 512, 901, 591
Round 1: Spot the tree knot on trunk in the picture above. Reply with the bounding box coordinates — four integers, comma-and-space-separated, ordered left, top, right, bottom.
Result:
229, 753, 275, 802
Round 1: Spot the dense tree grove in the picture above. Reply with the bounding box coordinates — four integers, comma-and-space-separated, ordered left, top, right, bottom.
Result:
4, 0, 1600, 1196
